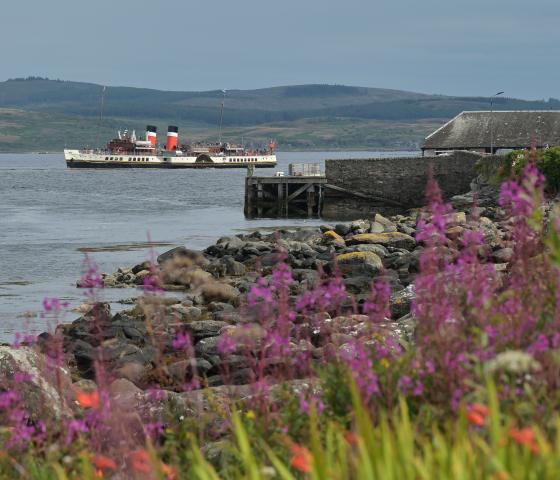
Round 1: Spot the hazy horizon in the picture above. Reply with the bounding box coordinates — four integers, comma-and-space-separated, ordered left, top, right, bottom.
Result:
2, 0, 559, 100
2, 77, 558, 104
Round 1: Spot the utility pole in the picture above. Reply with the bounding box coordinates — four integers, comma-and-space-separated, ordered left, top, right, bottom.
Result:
490, 91, 504, 154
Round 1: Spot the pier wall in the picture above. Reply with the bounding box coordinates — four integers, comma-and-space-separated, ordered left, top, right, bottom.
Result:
322, 151, 482, 219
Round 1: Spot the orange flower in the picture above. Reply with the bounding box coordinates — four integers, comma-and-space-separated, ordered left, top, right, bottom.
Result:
466, 403, 489, 426
162, 463, 177, 479
509, 427, 539, 454
75, 388, 100, 409
92, 454, 117, 472
466, 411, 485, 426
344, 431, 358, 445
130, 449, 152, 474
492, 472, 509, 480
290, 444, 312, 474
470, 403, 489, 417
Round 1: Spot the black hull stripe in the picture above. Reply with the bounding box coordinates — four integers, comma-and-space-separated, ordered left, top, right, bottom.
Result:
66, 161, 276, 169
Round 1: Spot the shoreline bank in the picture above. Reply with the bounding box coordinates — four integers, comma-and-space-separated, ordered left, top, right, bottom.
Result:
34, 174, 507, 397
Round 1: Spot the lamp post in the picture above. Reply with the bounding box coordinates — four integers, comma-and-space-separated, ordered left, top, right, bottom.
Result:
490, 91, 504, 154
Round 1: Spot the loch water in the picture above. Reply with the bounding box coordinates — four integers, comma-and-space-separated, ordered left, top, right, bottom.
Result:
0, 151, 417, 340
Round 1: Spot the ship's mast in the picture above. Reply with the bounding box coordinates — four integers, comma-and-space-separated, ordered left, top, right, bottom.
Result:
218, 89, 226, 145
95, 86, 107, 148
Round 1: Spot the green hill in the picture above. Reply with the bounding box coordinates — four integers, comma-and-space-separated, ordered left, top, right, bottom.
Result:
1, 77, 558, 152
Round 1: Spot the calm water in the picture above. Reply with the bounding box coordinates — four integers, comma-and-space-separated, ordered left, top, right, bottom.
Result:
0, 151, 417, 340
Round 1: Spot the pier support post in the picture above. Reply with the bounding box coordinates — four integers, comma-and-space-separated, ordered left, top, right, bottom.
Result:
257, 182, 263, 217
307, 186, 316, 217
278, 181, 284, 216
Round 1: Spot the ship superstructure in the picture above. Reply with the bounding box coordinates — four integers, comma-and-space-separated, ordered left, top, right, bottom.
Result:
64, 125, 277, 168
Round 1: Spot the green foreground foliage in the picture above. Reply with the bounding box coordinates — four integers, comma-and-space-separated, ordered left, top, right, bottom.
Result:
1, 382, 559, 479
501, 147, 560, 192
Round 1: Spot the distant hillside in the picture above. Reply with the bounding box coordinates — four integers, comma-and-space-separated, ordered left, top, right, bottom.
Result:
1, 77, 559, 152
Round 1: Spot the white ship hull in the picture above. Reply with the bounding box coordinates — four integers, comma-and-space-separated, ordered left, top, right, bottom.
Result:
64, 150, 277, 168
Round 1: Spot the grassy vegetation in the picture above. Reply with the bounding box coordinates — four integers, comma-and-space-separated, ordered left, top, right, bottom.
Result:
3, 384, 560, 479
1, 77, 559, 152
499, 147, 560, 193
0, 108, 438, 152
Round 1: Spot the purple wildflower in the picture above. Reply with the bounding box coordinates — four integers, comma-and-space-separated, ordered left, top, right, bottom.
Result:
527, 334, 549, 355
217, 334, 237, 356
172, 332, 192, 351
79, 255, 103, 297
299, 392, 325, 415
340, 341, 379, 401
146, 386, 166, 402
247, 278, 274, 307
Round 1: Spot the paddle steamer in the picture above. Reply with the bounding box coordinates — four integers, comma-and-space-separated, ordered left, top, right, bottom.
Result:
64, 126, 277, 168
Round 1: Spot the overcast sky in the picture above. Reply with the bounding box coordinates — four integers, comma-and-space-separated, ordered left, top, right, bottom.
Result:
2, 0, 559, 99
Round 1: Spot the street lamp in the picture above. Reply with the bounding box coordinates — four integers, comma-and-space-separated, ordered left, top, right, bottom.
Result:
490, 91, 504, 154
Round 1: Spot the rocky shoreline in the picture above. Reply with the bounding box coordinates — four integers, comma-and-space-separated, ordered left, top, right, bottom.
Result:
2, 174, 521, 425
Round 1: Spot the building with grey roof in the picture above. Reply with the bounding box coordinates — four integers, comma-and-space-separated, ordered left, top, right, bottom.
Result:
422, 110, 560, 156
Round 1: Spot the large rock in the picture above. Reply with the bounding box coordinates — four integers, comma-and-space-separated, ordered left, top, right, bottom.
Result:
346, 244, 388, 257
107, 379, 190, 424
445, 212, 467, 226
369, 221, 386, 233
216, 236, 246, 252
114, 362, 147, 385
163, 265, 214, 288
343, 276, 374, 294
350, 232, 416, 250
322, 230, 346, 248
492, 247, 513, 264
194, 336, 222, 356
373, 213, 397, 232
0, 346, 73, 420
260, 252, 281, 267
350, 220, 370, 234
168, 304, 202, 321
158, 247, 209, 268
223, 257, 246, 276
201, 282, 240, 304
186, 321, 228, 339
334, 223, 351, 236
335, 251, 383, 276
168, 358, 213, 382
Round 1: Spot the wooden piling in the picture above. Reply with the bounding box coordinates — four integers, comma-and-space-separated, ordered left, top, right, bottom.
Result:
244, 175, 327, 219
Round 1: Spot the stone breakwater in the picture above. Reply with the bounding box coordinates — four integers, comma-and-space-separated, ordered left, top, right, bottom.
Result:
2, 176, 521, 421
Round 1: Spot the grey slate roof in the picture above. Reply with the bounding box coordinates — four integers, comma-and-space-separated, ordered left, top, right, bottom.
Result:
423, 110, 560, 150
